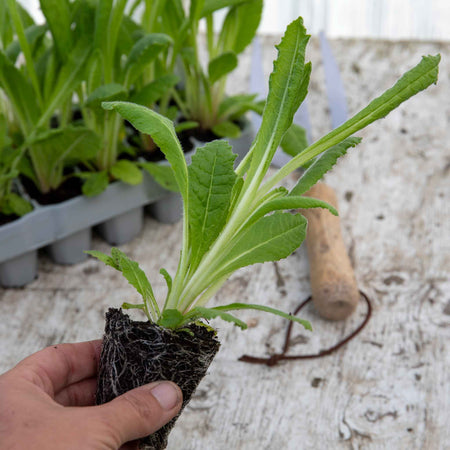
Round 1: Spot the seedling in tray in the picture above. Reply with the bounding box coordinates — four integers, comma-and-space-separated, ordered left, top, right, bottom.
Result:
87, 17, 440, 449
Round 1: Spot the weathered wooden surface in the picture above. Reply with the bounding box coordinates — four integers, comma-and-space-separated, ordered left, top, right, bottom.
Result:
1, 38, 449, 449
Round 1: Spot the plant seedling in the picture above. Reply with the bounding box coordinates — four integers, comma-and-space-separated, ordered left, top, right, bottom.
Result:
1, 0, 101, 198
88, 17, 440, 449
146, 0, 265, 139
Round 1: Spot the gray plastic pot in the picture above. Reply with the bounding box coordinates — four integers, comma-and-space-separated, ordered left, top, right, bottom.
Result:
149, 118, 254, 224
0, 174, 167, 287
47, 228, 92, 265
97, 206, 144, 245
0, 250, 38, 288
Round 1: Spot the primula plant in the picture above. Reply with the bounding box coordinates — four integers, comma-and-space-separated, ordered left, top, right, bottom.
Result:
88, 17, 439, 449
74, 0, 175, 196
1, 0, 101, 199
89, 18, 440, 330
152, 0, 265, 139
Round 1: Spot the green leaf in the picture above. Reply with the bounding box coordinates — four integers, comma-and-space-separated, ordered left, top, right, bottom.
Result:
102, 102, 188, 203
208, 52, 238, 83
174, 121, 198, 134
158, 309, 184, 328
218, 94, 258, 119
85, 83, 127, 110
290, 137, 361, 196
3, 192, 33, 217
30, 126, 102, 169
201, 0, 248, 16
40, 0, 72, 63
0, 49, 39, 132
130, 74, 179, 106
6, 24, 47, 63
188, 141, 237, 270
211, 302, 311, 330
244, 18, 311, 186
37, 42, 92, 129
80, 171, 109, 197
220, 0, 262, 54
124, 33, 172, 85
110, 247, 160, 319
122, 302, 146, 310
160, 268, 173, 294
218, 212, 307, 276
85, 250, 120, 270
269, 54, 441, 188
140, 162, 179, 192
110, 160, 143, 185
246, 196, 337, 230
212, 121, 241, 138
280, 123, 309, 157
184, 306, 247, 329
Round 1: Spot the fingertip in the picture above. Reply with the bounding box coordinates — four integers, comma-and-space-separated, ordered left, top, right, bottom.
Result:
147, 381, 183, 411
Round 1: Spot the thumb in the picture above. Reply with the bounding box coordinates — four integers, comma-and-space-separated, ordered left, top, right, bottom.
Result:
95, 381, 183, 445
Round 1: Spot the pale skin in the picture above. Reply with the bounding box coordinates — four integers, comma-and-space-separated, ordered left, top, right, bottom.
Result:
0, 340, 183, 450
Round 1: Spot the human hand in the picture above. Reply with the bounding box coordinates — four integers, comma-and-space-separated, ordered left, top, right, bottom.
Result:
0, 340, 182, 450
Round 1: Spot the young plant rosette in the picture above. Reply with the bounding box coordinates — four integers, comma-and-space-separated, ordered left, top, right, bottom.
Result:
87, 17, 440, 449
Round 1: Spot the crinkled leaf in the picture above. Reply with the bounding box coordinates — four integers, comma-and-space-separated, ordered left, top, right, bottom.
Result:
103, 102, 188, 202
110, 247, 159, 318
110, 160, 143, 185
245, 18, 311, 184
85, 250, 120, 270
290, 137, 361, 196
188, 141, 237, 270
246, 195, 337, 231
274, 54, 441, 183
218, 212, 307, 276
208, 52, 238, 83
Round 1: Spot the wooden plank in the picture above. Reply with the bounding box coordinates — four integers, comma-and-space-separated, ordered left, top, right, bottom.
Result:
1, 38, 449, 449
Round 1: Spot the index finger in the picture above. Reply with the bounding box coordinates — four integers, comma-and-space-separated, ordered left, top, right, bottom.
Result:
15, 340, 102, 397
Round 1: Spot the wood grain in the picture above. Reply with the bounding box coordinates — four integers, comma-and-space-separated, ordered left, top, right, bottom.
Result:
1, 38, 449, 449
303, 183, 360, 320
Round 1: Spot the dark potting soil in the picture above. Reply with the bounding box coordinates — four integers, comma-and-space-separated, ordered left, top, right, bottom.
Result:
0, 213, 20, 226
20, 175, 83, 205
96, 308, 220, 450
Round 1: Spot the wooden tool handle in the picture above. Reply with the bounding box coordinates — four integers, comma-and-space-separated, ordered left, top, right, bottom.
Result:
302, 183, 359, 321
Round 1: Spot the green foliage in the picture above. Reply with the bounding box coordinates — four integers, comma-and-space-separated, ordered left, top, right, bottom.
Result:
165, 0, 263, 136
89, 16, 439, 334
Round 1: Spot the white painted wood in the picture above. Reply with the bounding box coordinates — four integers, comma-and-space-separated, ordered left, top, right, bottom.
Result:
0, 38, 449, 449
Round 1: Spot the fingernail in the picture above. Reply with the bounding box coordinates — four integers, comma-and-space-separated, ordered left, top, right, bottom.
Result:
150, 382, 180, 410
